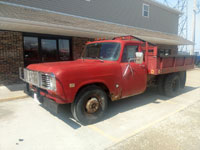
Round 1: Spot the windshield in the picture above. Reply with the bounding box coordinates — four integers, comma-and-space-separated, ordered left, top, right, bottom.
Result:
82, 42, 121, 61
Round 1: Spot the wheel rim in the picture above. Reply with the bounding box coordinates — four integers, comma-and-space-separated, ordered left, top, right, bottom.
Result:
85, 97, 100, 114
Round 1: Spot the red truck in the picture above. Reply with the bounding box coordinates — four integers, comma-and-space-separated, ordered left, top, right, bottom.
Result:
19, 36, 195, 125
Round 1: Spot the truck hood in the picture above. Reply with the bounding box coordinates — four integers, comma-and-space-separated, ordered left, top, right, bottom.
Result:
27, 59, 94, 73
27, 59, 120, 79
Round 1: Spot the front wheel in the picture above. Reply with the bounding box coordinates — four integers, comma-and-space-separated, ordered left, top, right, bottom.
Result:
71, 85, 108, 125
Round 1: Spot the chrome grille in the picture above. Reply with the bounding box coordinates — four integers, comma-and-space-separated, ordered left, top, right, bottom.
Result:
25, 69, 39, 86
41, 74, 51, 89
19, 68, 56, 91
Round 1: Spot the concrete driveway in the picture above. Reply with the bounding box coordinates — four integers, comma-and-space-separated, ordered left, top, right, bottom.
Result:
0, 69, 200, 150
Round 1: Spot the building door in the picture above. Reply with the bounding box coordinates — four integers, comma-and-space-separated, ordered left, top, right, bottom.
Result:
41, 39, 58, 62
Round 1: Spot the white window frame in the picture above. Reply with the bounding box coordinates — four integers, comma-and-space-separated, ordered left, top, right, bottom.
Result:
142, 3, 150, 18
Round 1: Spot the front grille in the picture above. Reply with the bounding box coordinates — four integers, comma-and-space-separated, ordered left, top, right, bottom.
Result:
20, 68, 56, 91
41, 74, 51, 89
25, 69, 39, 86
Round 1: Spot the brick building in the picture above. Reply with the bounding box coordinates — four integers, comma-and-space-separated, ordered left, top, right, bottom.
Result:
0, 0, 192, 84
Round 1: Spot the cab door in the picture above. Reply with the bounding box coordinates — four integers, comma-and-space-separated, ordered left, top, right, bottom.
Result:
120, 44, 147, 98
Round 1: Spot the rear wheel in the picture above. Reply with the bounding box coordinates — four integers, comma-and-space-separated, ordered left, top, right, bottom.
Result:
157, 75, 165, 95
71, 85, 108, 125
164, 73, 180, 97
179, 71, 186, 89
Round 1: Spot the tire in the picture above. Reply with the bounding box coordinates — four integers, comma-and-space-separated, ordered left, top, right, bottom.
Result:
179, 71, 186, 89
71, 85, 108, 125
157, 75, 165, 95
164, 73, 180, 97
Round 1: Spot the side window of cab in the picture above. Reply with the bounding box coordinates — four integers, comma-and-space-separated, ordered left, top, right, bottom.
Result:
122, 45, 138, 62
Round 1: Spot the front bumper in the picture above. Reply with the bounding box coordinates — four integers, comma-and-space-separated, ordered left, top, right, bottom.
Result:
33, 87, 59, 114
42, 96, 59, 114
20, 67, 69, 104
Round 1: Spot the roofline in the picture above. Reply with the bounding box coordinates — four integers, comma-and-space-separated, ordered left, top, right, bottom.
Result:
0, 1, 180, 37
0, 16, 193, 45
0, 2, 192, 45
0, 16, 123, 37
143, 0, 182, 14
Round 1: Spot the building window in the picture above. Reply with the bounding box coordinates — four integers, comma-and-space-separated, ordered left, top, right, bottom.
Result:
23, 34, 71, 66
24, 37, 39, 66
143, 3, 149, 18
41, 39, 57, 62
59, 39, 70, 61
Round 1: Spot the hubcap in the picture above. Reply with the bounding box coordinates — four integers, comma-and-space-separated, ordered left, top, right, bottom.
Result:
86, 97, 100, 114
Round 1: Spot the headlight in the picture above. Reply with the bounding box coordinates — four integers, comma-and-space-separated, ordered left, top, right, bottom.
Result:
49, 73, 57, 91
41, 73, 57, 91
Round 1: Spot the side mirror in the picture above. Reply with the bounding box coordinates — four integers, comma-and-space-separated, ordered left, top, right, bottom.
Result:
135, 52, 143, 64
128, 58, 135, 63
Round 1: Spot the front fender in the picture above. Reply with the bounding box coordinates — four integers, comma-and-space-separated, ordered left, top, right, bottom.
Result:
65, 78, 121, 103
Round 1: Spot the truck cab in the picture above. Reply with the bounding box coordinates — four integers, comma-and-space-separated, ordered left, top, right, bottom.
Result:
20, 36, 195, 125
84, 38, 147, 98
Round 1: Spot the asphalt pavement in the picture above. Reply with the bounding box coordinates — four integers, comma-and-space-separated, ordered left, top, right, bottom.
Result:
0, 69, 200, 150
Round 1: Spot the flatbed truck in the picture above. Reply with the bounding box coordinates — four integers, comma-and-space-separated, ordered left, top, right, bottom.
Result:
20, 36, 195, 125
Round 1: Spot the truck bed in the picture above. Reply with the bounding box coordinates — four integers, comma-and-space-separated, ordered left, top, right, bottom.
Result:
147, 55, 195, 75
114, 35, 195, 75
141, 44, 195, 75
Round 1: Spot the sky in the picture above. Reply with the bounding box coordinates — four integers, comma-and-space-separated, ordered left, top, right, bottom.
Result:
156, 0, 200, 53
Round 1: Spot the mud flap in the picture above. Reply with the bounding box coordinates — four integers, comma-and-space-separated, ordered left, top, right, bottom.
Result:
35, 88, 59, 114
41, 97, 59, 114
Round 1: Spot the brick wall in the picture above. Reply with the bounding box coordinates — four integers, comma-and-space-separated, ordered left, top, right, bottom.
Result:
0, 32, 92, 85
72, 37, 94, 60
0, 31, 24, 85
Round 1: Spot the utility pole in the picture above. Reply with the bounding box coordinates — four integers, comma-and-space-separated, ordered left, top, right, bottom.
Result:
191, 0, 197, 55
186, 0, 188, 52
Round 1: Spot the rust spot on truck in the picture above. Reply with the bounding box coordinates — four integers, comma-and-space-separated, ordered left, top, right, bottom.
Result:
111, 94, 121, 101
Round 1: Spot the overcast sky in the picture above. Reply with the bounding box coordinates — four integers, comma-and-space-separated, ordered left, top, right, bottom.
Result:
156, 0, 200, 53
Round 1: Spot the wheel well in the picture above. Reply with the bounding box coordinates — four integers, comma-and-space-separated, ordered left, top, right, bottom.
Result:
75, 83, 110, 100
